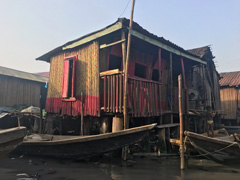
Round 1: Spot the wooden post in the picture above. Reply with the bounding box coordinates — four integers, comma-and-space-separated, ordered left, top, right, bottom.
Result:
121, 30, 126, 73
124, 0, 135, 130
81, 92, 84, 136
170, 52, 173, 124
178, 75, 184, 170
17, 116, 21, 128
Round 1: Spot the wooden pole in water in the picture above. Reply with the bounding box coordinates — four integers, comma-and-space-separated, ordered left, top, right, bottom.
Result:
124, 0, 135, 130
178, 74, 184, 170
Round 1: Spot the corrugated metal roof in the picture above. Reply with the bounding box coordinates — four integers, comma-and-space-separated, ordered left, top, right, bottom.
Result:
0, 66, 48, 83
219, 71, 240, 87
34, 72, 49, 78
36, 18, 206, 63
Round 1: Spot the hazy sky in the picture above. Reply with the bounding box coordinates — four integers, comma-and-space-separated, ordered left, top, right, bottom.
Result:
0, 0, 239, 73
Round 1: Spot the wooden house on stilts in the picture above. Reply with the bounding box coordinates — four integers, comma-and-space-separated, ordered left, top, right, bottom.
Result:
37, 18, 221, 137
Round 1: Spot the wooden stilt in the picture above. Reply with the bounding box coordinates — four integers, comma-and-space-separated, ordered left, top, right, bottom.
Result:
178, 75, 184, 170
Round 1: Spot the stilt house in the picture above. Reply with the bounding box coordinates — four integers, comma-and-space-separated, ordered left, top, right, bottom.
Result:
37, 18, 221, 134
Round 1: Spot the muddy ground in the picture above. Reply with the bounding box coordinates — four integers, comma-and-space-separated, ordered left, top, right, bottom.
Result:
0, 153, 240, 180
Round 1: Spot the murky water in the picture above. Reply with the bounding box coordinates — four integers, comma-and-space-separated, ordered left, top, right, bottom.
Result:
0, 153, 240, 180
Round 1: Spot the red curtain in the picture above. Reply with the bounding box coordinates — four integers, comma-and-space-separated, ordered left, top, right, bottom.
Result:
62, 60, 69, 98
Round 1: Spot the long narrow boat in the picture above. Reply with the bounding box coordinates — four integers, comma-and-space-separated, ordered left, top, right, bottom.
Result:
0, 126, 27, 157
185, 131, 240, 160
13, 123, 156, 159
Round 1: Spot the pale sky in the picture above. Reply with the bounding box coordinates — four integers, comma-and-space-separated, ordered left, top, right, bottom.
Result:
0, 0, 239, 73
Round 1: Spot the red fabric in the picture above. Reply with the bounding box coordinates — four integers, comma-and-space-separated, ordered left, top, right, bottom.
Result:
71, 56, 77, 97
62, 60, 69, 98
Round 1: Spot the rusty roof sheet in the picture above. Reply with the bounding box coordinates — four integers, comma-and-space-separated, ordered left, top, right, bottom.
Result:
0, 66, 48, 83
219, 71, 240, 87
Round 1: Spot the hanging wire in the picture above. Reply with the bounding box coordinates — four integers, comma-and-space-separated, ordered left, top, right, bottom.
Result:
118, 0, 131, 18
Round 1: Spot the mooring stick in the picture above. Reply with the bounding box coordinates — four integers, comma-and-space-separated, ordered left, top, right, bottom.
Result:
178, 74, 184, 170
17, 116, 21, 128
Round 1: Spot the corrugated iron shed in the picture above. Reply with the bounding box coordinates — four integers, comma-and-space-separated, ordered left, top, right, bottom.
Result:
0, 66, 48, 83
219, 71, 240, 87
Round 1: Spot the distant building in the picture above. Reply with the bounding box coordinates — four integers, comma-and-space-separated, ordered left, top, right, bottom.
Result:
0, 66, 48, 108
219, 71, 240, 122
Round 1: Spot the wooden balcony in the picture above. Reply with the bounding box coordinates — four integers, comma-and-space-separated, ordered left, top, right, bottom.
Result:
100, 70, 162, 117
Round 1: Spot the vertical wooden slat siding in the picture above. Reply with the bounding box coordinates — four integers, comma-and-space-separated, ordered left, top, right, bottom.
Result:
119, 75, 122, 113
159, 84, 161, 114
0, 76, 42, 107
107, 76, 110, 112
155, 84, 158, 116
136, 81, 140, 117
113, 75, 116, 113
111, 76, 113, 112
116, 75, 119, 112
140, 81, 144, 116
130, 80, 133, 115
133, 80, 137, 117
104, 76, 107, 111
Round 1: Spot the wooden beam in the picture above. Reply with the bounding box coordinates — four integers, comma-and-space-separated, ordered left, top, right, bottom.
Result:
100, 39, 126, 49
62, 22, 123, 50
100, 69, 121, 77
131, 30, 207, 65
121, 30, 126, 73
170, 52, 173, 123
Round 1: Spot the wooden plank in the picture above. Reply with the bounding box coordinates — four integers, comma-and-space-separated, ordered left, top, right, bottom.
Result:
108, 76, 110, 112
104, 76, 107, 111
136, 81, 139, 117
158, 48, 162, 83
116, 75, 119, 113
140, 81, 144, 117
113, 75, 116, 113
100, 39, 126, 49
156, 123, 180, 129
119, 75, 122, 113
63, 22, 123, 50
133, 80, 137, 117
111, 76, 113, 112
131, 30, 207, 65
100, 69, 121, 77
121, 30, 126, 72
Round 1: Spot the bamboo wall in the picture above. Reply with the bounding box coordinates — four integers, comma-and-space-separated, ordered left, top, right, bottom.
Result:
0, 75, 42, 107
220, 88, 240, 119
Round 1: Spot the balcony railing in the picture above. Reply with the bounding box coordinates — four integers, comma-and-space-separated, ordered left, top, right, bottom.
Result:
100, 70, 162, 117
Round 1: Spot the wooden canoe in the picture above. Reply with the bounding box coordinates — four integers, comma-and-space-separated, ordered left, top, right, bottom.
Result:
13, 123, 156, 159
0, 126, 27, 157
185, 131, 240, 158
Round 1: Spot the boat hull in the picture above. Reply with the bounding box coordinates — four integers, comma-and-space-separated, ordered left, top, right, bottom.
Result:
0, 127, 27, 157
14, 124, 156, 159
185, 131, 240, 157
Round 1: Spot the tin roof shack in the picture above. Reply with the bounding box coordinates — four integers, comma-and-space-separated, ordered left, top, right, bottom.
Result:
219, 71, 240, 124
0, 66, 48, 108
37, 18, 219, 135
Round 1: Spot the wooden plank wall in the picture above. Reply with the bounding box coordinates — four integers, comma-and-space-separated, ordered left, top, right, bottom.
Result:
220, 88, 239, 119
0, 75, 42, 107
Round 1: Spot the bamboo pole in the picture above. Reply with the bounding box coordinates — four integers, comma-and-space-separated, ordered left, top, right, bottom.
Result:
124, 0, 135, 130
178, 74, 184, 170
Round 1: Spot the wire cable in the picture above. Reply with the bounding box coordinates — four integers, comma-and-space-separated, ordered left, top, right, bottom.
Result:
118, 0, 131, 18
